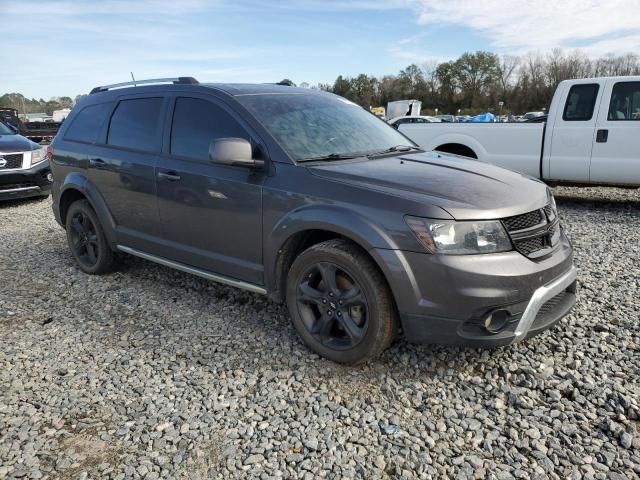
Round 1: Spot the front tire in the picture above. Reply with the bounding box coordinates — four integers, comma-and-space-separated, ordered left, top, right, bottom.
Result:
286, 239, 397, 364
65, 199, 116, 274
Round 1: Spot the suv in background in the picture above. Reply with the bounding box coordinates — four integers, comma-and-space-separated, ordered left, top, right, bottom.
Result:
50, 77, 577, 364
0, 121, 51, 201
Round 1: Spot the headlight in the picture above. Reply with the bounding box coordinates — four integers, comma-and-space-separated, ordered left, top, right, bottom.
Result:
30, 146, 47, 166
405, 216, 512, 254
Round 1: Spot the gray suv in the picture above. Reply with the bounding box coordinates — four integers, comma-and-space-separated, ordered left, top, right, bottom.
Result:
50, 77, 577, 363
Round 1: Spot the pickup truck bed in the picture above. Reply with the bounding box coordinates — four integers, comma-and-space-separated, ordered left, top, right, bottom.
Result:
400, 122, 545, 180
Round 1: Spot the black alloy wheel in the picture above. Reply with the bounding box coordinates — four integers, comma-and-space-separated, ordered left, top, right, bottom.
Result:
69, 210, 100, 268
296, 262, 369, 350
286, 239, 397, 364
65, 199, 116, 274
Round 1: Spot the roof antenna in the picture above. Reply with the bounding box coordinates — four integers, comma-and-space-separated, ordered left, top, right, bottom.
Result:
131, 72, 137, 87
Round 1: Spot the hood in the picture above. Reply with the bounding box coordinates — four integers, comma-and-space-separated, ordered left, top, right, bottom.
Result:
0, 134, 39, 153
307, 151, 549, 220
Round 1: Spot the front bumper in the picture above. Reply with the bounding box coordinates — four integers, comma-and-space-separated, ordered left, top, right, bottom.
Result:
0, 160, 52, 201
371, 230, 577, 347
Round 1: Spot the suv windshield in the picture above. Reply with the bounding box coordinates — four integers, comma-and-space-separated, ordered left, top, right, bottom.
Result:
0, 122, 16, 135
237, 92, 416, 161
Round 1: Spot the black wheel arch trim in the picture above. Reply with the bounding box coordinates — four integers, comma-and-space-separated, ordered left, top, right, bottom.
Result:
58, 173, 117, 246
265, 205, 401, 302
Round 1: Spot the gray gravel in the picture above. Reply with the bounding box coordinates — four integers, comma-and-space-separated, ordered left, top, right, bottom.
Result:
1, 186, 639, 479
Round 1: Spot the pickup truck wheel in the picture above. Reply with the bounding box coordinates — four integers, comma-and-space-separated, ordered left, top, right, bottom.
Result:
65, 199, 116, 274
286, 239, 397, 364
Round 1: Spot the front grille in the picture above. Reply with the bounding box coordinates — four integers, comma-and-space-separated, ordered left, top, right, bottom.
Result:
515, 236, 545, 255
502, 204, 559, 259
0, 153, 23, 169
503, 209, 544, 231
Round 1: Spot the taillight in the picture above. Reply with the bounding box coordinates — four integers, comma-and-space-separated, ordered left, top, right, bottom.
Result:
46, 145, 54, 161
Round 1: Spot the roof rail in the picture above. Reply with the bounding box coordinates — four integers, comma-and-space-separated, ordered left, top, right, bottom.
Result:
90, 77, 199, 94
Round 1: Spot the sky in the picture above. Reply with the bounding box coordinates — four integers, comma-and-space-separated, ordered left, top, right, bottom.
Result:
2, 0, 640, 99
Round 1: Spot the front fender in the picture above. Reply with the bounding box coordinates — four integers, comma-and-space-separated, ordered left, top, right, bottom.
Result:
264, 204, 401, 292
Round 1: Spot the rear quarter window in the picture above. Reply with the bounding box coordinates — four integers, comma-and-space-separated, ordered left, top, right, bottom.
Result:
64, 102, 113, 143
562, 84, 599, 121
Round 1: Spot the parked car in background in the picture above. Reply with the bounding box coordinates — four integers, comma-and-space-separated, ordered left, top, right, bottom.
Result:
524, 114, 548, 123
0, 120, 52, 200
434, 114, 455, 122
397, 76, 640, 187
519, 111, 546, 122
388, 115, 442, 128
50, 77, 576, 363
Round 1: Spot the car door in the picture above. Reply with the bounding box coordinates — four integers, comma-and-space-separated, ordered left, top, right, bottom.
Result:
547, 82, 602, 182
155, 95, 266, 285
589, 80, 640, 185
90, 95, 166, 253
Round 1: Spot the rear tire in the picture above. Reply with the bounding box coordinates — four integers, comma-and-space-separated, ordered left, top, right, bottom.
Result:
286, 239, 397, 364
65, 199, 116, 274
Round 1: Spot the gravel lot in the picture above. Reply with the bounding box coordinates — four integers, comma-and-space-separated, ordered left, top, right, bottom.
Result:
1, 186, 639, 479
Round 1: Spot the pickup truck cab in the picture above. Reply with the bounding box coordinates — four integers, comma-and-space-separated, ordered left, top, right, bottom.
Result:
399, 76, 640, 187
50, 78, 576, 364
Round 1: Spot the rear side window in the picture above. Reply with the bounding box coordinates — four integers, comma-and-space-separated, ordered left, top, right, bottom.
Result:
107, 98, 163, 151
64, 102, 112, 143
608, 82, 640, 121
563, 84, 599, 121
170, 97, 249, 161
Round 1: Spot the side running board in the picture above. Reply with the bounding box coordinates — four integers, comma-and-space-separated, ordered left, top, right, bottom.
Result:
116, 245, 267, 295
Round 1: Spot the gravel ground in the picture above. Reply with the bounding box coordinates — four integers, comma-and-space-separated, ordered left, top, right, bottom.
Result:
0, 186, 639, 479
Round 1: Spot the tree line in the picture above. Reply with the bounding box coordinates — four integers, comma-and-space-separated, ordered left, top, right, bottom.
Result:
319, 49, 640, 115
0, 94, 86, 115
3, 49, 640, 117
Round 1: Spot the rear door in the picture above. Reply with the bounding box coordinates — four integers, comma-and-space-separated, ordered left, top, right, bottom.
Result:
546, 81, 602, 182
155, 95, 266, 284
90, 95, 166, 252
589, 80, 640, 185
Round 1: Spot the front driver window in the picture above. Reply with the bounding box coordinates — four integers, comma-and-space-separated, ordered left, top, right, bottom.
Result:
171, 97, 251, 161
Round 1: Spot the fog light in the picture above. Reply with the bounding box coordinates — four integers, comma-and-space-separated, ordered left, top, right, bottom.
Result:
47, 173, 53, 182
484, 310, 510, 333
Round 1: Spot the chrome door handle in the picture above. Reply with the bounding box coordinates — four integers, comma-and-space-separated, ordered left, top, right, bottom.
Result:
157, 171, 181, 181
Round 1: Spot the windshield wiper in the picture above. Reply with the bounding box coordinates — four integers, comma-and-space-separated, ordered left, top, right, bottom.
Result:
299, 145, 421, 162
298, 153, 364, 162
368, 145, 422, 157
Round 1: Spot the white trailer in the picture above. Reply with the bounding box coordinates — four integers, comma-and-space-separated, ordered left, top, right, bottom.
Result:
386, 100, 421, 120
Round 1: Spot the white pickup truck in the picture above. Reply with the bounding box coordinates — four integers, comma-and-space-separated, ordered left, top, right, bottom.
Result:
399, 76, 640, 187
